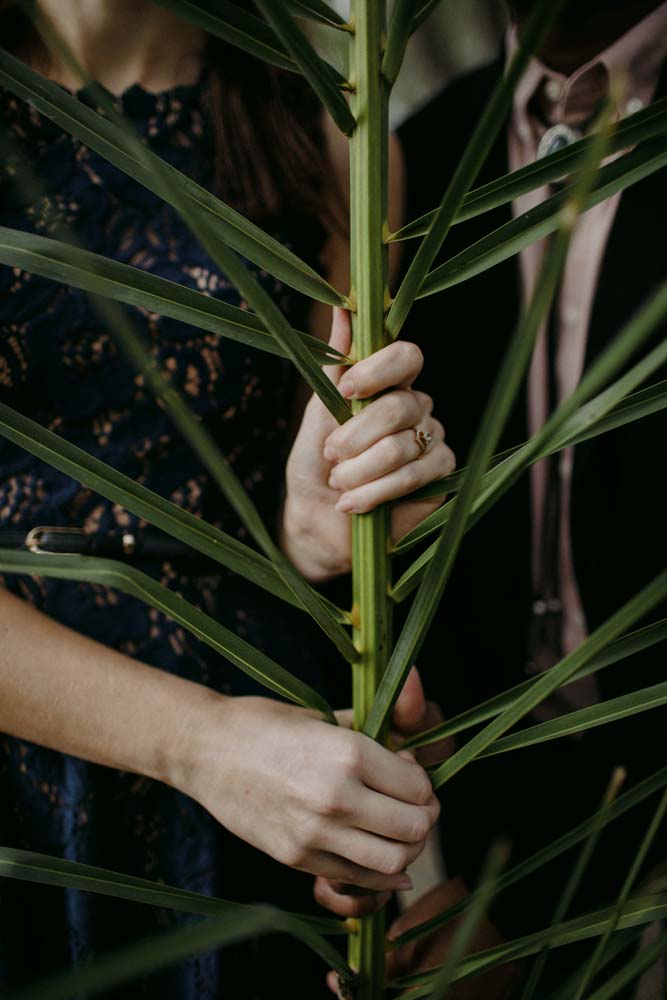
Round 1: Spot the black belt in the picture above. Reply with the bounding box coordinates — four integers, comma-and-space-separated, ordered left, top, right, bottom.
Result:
0, 525, 215, 568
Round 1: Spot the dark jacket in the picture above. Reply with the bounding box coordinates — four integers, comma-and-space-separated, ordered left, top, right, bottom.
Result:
398, 57, 667, 947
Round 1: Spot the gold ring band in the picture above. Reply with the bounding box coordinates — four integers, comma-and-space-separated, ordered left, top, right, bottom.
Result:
414, 427, 433, 457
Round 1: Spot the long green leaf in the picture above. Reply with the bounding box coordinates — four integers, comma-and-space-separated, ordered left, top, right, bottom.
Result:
391, 285, 667, 598
419, 137, 667, 299
0, 44, 356, 657
391, 99, 667, 240
2, 26, 352, 421
0, 47, 346, 308
404, 620, 667, 750
481, 682, 667, 759
5, 911, 339, 1000
385, 0, 567, 339
411, 0, 447, 33
151, 0, 299, 72
544, 928, 645, 1000
397, 378, 667, 509
519, 770, 626, 1000
0, 846, 343, 936
394, 895, 667, 996
573, 787, 667, 998
430, 572, 667, 789
584, 931, 667, 1000
0, 227, 342, 366
363, 113, 611, 741
254, 0, 356, 135
0, 399, 347, 625
288, 0, 349, 28
393, 766, 667, 950
382, 0, 416, 86
0, 549, 337, 719
89, 297, 356, 661
428, 843, 508, 1000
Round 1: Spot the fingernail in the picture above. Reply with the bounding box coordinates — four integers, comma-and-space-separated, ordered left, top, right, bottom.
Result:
397, 874, 413, 890
339, 375, 356, 399
335, 496, 355, 513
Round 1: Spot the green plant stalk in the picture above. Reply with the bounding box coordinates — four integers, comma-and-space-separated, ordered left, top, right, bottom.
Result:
348, 1, 391, 997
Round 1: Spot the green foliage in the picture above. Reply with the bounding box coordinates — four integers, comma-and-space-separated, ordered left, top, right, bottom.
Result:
0, 0, 665, 996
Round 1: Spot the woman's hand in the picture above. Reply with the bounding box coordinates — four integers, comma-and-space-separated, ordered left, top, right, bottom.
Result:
177, 692, 440, 891
282, 308, 456, 582
326, 879, 522, 999
314, 667, 452, 919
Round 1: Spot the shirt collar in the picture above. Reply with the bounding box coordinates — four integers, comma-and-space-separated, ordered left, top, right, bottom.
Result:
509, 0, 667, 141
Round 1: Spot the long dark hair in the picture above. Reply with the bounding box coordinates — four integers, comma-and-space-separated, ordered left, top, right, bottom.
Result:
0, 1, 332, 231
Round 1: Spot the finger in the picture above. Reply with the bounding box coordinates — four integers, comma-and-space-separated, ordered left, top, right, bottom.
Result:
319, 825, 426, 878
335, 441, 456, 514
326, 970, 345, 998
347, 786, 440, 843
325, 390, 430, 462
338, 341, 423, 400
308, 850, 415, 892
392, 666, 428, 733
325, 307, 352, 387
359, 736, 433, 805
334, 708, 354, 730
314, 876, 390, 918
328, 420, 444, 493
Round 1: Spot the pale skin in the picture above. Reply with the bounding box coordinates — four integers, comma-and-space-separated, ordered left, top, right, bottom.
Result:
0, 1, 452, 890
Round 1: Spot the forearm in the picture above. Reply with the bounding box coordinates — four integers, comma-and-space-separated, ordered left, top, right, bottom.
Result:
0, 586, 218, 790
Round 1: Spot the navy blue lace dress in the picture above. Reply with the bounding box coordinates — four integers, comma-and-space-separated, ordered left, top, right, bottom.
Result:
0, 78, 336, 997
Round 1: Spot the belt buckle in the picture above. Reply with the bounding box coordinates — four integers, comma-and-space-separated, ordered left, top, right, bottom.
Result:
25, 525, 86, 555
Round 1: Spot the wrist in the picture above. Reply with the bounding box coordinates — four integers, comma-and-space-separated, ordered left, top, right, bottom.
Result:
154, 681, 230, 797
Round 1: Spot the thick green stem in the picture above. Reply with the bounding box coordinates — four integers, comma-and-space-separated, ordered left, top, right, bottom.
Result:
348, 1, 391, 998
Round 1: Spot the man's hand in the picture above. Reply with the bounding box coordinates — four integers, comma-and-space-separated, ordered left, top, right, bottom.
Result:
326, 879, 522, 999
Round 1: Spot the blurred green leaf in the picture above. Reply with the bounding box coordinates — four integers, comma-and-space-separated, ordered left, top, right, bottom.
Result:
0, 227, 342, 365
482, 682, 667, 759
393, 766, 667, 950
386, 0, 567, 339
573, 786, 667, 998
364, 109, 611, 741
0, 549, 337, 718
0, 48, 346, 307
254, 0, 355, 134
0, 399, 347, 625
391, 98, 667, 240
394, 894, 667, 996
431, 572, 667, 789
404, 620, 667, 750
0, 846, 344, 935
420, 138, 667, 298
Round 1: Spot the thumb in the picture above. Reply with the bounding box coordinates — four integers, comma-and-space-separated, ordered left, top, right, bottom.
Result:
392, 666, 427, 734
325, 307, 352, 387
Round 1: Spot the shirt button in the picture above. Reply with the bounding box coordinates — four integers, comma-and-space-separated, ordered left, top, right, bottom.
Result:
544, 78, 564, 102
625, 96, 645, 116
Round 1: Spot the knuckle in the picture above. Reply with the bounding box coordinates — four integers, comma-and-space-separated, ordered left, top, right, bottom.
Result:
398, 341, 423, 371
384, 393, 406, 427
382, 434, 404, 465
408, 813, 432, 844
339, 734, 365, 775
280, 838, 309, 870
381, 847, 411, 876
402, 463, 422, 491
415, 774, 433, 806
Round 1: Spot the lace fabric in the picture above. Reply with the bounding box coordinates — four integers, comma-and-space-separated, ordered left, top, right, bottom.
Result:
0, 78, 329, 996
